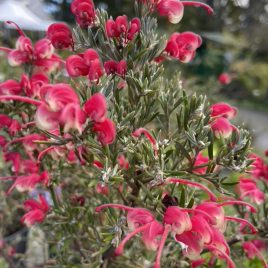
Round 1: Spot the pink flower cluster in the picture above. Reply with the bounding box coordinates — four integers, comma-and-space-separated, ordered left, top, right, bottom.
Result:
96, 193, 257, 268
105, 16, 141, 43
66, 49, 127, 82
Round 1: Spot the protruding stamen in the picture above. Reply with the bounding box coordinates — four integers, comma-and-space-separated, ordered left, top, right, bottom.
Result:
22, 122, 36, 128
166, 178, 217, 201
115, 223, 151, 255
132, 128, 158, 153
225, 216, 257, 234
0, 95, 41, 106
206, 245, 236, 268
181, 1, 214, 15
37, 146, 55, 163
6, 21, 26, 37
154, 224, 171, 268
95, 203, 133, 213
0, 47, 12, 53
0, 176, 16, 181
218, 200, 257, 213
182, 208, 216, 225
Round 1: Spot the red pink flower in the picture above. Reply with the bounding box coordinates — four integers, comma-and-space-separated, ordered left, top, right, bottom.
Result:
105, 16, 141, 43
84, 93, 107, 122
165, 32, 202, 63
104, 60, 127, 77
21, 194, 50, 226
218, 73, 232, 85
210, 102, 237, 120
156, 0, 213, 24
132, 128, 158, 153
65, 49, 103, 82
47, 23, 73, 50
71, 0, 96, 28
93, 119, 116, 145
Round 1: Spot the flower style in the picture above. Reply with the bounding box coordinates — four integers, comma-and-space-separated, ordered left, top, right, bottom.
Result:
156, 0, 213, 24
132, 128, 158, 153
21, 194, 50, 226
6, 171, 49, 195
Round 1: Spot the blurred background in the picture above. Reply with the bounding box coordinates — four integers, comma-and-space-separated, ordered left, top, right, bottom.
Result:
0, 0, 268, 149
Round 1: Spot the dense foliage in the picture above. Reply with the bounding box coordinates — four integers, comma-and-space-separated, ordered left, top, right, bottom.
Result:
0, 0, 267, 267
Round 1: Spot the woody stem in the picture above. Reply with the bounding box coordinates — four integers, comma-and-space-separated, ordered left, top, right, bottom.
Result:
225, 216, 257, 234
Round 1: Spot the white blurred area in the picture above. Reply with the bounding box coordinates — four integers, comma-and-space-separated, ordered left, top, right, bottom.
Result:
0, 0, 55, 31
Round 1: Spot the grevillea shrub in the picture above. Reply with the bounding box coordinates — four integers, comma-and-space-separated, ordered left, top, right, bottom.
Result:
0, 0, 267, 267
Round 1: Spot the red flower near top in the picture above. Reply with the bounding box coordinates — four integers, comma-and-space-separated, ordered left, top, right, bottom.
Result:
71, 0, 96, 28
